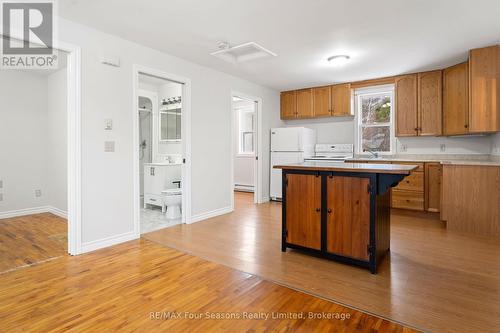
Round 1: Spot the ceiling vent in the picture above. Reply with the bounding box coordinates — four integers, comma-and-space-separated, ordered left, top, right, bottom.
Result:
210, 42, 277, 64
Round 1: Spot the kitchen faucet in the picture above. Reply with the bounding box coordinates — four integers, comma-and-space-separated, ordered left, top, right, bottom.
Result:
363, 148, 379, 158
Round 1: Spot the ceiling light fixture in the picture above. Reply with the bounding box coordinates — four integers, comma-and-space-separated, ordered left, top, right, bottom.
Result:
327, 55, 350, 66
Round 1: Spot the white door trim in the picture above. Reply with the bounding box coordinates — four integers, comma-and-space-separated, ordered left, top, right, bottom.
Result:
132, 65, 192, 236
230, 91, 263, 208
0, 33, 83, 255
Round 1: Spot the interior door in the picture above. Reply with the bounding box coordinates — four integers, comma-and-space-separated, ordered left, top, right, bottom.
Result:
326, 176, 370, 260
285, 173, 321, 250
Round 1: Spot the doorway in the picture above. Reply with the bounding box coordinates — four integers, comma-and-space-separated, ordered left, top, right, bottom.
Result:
0, 36, 82, 258
231, 92, 262, 208
133, 66, 192, 235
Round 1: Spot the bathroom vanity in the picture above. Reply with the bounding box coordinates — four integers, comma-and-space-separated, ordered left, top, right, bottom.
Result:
274, 161, 416, 273
143, 163, 182, 212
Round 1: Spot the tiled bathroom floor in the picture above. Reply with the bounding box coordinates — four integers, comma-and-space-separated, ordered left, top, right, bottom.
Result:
140, 206, 181, 234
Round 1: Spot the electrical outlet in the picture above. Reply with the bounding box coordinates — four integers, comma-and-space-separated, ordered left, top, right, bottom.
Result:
104, 141, 115, 152
400, 144, 407, 152
0, 193, 3, 202
440, 144, 446, 152
35, 189, 42, 197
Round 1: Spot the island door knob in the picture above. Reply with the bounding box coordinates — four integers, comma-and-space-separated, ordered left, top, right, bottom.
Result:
327, 209, 332, 214
315, 208, 321, 212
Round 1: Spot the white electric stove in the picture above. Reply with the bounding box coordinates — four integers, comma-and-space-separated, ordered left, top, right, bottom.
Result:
304, 143, 354, 162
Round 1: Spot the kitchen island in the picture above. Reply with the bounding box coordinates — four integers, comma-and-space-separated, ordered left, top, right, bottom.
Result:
274, 161, 417, 273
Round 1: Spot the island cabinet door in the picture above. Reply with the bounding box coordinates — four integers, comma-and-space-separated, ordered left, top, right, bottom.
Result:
326, 176, 371, 261
285, 173, 322, 250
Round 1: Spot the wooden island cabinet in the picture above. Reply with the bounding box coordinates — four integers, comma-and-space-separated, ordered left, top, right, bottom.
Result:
275, 162, 416, 273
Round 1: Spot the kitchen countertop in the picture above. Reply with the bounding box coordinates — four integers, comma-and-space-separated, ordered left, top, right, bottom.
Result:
274, 161, 417, 174
347, 155, 500, 167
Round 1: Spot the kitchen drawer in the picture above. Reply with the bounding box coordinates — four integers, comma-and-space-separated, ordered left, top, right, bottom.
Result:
391, 189, 424, 211
393, 171, 424, 191
144, 193, 164, 207
393, 161, 424, 172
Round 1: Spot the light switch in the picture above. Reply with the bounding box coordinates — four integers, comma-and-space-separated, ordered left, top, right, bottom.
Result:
0, 180, 3, 189
104, 119, 113, 130
104, 141, 115, 152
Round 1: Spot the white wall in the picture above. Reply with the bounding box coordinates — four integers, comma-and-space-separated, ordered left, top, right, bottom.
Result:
0, 71, 48, 212
492, 133, 500, 156
55, 18, 280, 246
47, 68, 68, 213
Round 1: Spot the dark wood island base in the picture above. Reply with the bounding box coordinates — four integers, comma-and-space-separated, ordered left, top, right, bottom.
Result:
275, 162, 417, 274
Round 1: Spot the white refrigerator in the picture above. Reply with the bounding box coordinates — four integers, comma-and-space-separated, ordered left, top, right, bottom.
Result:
270, 127, 316, 200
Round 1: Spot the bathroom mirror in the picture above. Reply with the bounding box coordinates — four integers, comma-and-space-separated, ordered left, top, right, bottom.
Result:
160, 109, 181, 141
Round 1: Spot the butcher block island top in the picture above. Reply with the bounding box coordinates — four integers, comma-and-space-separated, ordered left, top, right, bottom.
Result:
276, 161, 417, 273
274, 161, 417, 174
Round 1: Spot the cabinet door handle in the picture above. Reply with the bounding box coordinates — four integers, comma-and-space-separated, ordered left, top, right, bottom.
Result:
464, 124, 468, 128
315, 208, 321, 212
327, 209, 332, 214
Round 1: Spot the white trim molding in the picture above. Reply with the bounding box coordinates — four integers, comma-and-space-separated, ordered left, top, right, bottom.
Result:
0, 207, 52, 219
132, 65, 192, 234
0, 206, 68, 220
0, 33, 82, 256
81, 231, 137, 253
190, 206, 233, 224
230, 91, 264, 207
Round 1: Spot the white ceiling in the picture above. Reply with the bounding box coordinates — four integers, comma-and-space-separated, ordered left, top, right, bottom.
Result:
60, 0, 500, 91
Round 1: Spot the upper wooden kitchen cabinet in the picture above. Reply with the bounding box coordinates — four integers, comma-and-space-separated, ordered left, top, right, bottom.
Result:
418, 71, 442, 136
468, 45, 500, 133
296, 88, 314, 118
395, 74, 418, 136
443, 62, 469, 135
331, 83, 352, 116
280, 91, 296, 119
312, 86, 331, 117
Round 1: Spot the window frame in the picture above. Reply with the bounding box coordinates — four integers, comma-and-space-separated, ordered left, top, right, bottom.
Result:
354, 84, 395, 156
237, 106, 255, 156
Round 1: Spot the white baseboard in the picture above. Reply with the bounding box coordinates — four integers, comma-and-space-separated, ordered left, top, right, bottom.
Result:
48, 206, 68, 219
0, 206, 50, 219
81, 231, 138, 254
0, 206, 68, 220
190, 206, 233, 224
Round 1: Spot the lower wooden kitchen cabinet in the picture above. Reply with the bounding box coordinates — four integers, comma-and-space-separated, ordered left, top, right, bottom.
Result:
425, 163, 442, 212
349, 160, 441, 212
281, 169, 402, 273
284, 173, 322, 250
441, 165, 500, 236
326, 176, 370, 261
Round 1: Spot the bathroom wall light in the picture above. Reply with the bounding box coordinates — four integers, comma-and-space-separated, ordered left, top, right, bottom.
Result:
327, 55, 350, 66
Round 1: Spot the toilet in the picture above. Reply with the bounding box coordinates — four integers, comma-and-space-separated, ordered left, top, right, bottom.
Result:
162, 188, 182, 219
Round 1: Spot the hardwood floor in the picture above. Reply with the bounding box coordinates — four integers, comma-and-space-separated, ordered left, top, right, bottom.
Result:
0, 237, 417, 332
143, 192, 500, 333
0, 213, 67, 273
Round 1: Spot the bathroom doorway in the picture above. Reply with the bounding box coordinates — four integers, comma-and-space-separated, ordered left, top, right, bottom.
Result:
133, 67, 192, 235
231, 92, 263, 208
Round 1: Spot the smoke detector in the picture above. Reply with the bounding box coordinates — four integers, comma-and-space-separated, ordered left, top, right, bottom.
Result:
210, 42, 277, 64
